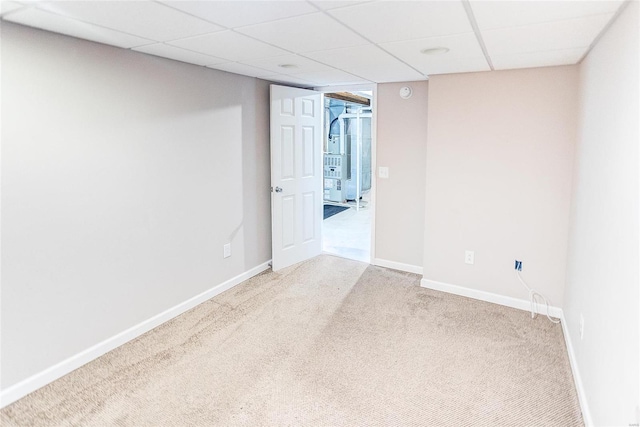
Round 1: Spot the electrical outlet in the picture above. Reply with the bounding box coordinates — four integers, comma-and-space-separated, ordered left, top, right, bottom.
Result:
223, 243, 231, 259
378, 167, 389, 179
579, 314, 585, 340
514, 260, 523, 271
465, 250, 474, 265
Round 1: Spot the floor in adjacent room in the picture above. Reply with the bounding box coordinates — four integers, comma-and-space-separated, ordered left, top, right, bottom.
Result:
322, 195, 371, 263
0, 255, 583, 427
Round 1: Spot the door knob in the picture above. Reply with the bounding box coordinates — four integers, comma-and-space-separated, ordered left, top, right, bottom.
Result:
274, 186, 283, 193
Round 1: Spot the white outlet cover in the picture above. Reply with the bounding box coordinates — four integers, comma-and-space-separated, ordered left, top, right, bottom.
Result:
465, 250, 474, 265
223, 243, 231, 258
378, 167, 389, 179
579, 314, 584, 339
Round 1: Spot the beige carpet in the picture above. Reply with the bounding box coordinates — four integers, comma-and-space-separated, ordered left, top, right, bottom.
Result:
1, 255, 583, 426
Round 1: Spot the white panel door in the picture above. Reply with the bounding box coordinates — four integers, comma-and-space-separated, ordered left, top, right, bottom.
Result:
270, 84, 322, 271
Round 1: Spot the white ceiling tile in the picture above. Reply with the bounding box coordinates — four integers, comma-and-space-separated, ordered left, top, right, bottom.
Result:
310, 1, 373, 11
417, 57, 491, 76
1, 1, 25, 16
471, 0, 624, 30
133, 43, 226, 66
160, 1, 317, 28
305, 44, 401, 70
328, 1, 472, 44
492, 48, 586, 70
380, 32, 489, 75
36, 1, 224, 42
206, 62, 275, 78
347, 62, 425, 83
381, 32, 485, 60
290, 69, 370, 85
262, 74, 317, 87
4, 7, 153, 48
482, 13, 614, 56
236, 12, 367, 53
240, 54, 333, 74
3, 1, 616, 80
167, 31, 288, 61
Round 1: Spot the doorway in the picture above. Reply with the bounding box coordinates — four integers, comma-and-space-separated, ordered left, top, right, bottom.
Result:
321, 90, 373, 263
269, 84, 376, 272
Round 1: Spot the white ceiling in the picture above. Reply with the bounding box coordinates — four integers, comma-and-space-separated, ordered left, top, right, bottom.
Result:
1, 0, 626, 87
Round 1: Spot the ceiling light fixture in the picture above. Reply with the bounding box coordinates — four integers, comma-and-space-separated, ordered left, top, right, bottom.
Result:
278, 64, 298, 69
420, 47, 450, 55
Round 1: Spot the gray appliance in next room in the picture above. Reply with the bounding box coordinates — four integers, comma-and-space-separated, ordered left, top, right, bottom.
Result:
323, 96, 372, 207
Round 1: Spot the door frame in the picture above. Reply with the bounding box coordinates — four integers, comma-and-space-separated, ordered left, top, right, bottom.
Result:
313, 83, 378, 264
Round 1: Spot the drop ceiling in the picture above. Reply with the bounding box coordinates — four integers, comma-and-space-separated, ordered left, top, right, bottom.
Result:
0, 0, 626, 87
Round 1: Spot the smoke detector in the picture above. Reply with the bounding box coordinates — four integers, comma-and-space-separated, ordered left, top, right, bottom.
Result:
399, 86, 412, 99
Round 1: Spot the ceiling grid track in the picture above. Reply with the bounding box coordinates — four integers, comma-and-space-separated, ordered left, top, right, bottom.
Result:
577, 0, 631, 63
461, 0, 495, 71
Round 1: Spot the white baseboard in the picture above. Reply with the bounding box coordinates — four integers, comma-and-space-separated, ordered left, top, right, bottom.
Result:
420, 277, 592, 423
373, 258, 423, 275
420, 278, 563, 319
0, 261, 272, 409
559, 312, 593, 426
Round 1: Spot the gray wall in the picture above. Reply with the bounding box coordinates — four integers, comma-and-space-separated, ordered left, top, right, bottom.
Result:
375, 81, 428, 269
1, 22, 272, 388
564, 2, 639, 424
423, 66, 578, 306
